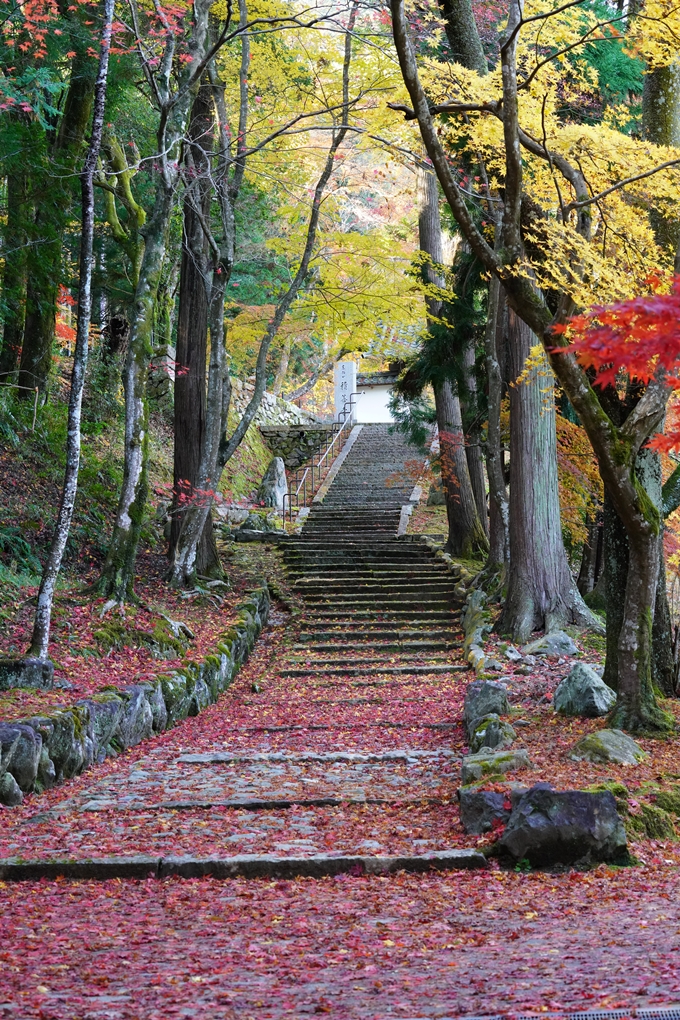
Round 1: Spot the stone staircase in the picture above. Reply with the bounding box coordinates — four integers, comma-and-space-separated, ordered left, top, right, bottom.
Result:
280, 424, 464, 678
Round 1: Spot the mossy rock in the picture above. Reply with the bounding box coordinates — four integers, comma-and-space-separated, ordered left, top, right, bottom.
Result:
570, 729, 647, 765
586, 780, 630, 815
640, 803, 676, 839
93, 618, 190, 659
656, 786, 680, 817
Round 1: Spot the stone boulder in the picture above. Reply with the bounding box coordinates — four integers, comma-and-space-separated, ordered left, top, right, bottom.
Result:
0, 657, 54, 691
570, 729, 647, 765
469, 714, 516, 754
0, 772, 23, 806
498, 786, 628, 866
257, 457, 287, 510
426, 477, 446, 506
463, 680, 510, 740
458, 788, 512, 835
522, 631, 578, 657
28, 711, 90, 783
461, 747, 531, 785
77, 694, 124, 763
0, 722, 42, 790
553, 663, 615, 718
238, 511, 281, 535
114, 686, 154, 750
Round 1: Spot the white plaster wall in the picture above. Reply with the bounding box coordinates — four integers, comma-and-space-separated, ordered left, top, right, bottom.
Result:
355, 385, 393, 423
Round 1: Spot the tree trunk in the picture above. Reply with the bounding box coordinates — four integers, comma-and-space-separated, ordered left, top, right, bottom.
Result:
462, 338, 488, 529
437, 0, 486, 73
98, 193, 172, 600
499, 308, 597, 641
27, 0, 115, 658
271, 334, 292, 395
97, 0, 215, 600
417, 163, 488, 557
0, 162, 30, 381
484, 273, 509, 569
643, 61, 680, 263
577, 512, 602, 595
388, 0, 669, 729
19, 245, 58, 397
18, 48, 98, 398
170, 85, 220, 578
171, 2, 360, 584
435, 379, 489, 558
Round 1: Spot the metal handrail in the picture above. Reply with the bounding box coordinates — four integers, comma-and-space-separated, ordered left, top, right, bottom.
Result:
281, 401, 357, 523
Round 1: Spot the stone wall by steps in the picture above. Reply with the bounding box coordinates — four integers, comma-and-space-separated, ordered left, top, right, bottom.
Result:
0, 587, 270, 807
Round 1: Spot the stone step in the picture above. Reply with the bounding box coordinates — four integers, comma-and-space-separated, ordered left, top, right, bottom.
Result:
284, 649, 451, 662
296, 628, 454, 640
287, 575, 452, 583
291, 641, 452, 652
292, 581, 454, 594
0, 850, 487, 881
297, 597, 458, 610
280, 664, 466, 677
302, 609, 456, 621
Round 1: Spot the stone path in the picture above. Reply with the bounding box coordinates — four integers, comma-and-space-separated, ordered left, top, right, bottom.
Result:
3, 425, 680, 1018
1, 425, 474, 871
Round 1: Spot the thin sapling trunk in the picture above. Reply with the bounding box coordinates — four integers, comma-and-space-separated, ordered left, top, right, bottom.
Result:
26, 0, 115, 660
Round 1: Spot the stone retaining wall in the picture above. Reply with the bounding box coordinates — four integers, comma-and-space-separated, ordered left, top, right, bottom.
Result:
259, 425, 337, 471
0, 586, 270, 807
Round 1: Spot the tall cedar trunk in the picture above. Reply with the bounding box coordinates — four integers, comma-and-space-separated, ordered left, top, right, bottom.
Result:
499, 308, 594, 640
97, 0, 214, 600
417, 163, 488, 556
436, 379, 488, 557
643, 61, 680, 262
577, 512, 602, 595
484, 272, 509, 568
437, 0, 488, 533
0, 161, 30, 380
462, 337, 488, 528
638, 57, 679, 694
27, 0, 115, 659
19, 47, 97, 397
170, 86, 220, 576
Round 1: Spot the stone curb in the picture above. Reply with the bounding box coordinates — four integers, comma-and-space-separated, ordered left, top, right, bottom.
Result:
0, 848, 487, 882
0, 586, 270, 807
461, 590, 493, 675
78, 796, 452, 812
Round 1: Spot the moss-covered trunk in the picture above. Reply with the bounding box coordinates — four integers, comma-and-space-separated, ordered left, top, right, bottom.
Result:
98, 189, 172, 600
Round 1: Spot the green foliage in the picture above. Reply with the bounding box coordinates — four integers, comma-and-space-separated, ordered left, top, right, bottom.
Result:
0, 525, 42, 574
640, 803, 676, 839
388, 392, 436, 452
655, 786, 680, 817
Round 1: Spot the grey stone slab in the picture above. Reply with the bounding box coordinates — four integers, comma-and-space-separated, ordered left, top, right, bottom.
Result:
0, 855, 161, 881
159, 849, 487, 879
176, 750, 459, 765
0, 849, 486, 882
